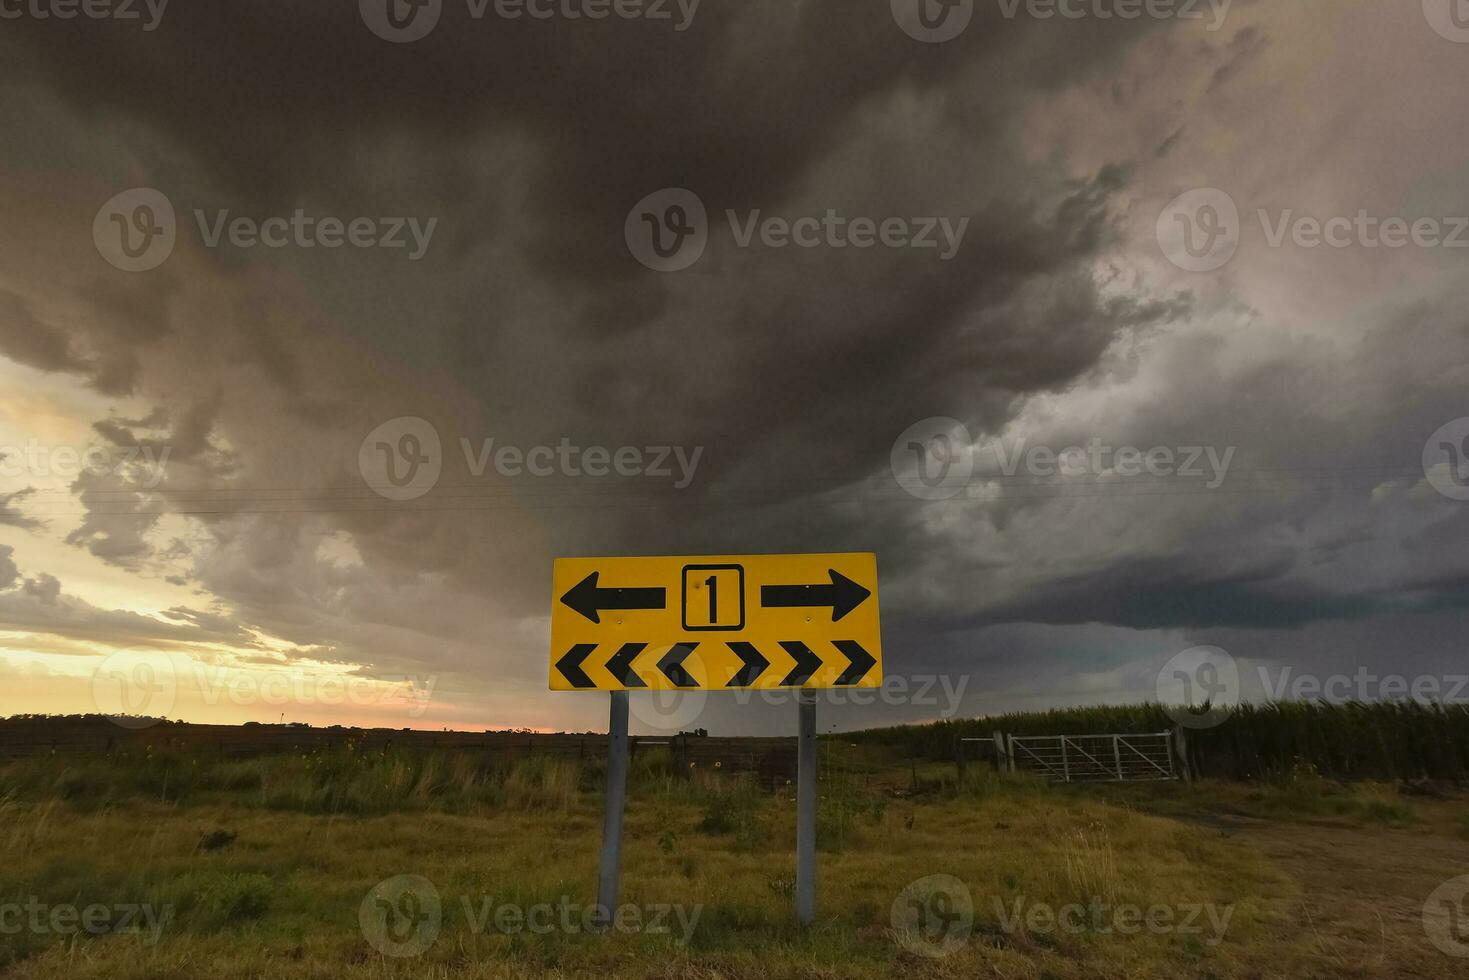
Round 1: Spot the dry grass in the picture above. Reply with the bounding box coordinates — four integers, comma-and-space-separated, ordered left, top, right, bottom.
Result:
0, 751, 1464, 978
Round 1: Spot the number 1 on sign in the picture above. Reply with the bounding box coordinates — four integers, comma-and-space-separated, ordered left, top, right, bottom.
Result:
682, 564, 745, 631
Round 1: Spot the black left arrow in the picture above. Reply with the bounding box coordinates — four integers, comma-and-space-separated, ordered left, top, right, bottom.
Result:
556, 644, 598, 689
560, 571, 666, 624
761, 569, 871, 622
657, 643, 699, 688
605, 643, 648, 688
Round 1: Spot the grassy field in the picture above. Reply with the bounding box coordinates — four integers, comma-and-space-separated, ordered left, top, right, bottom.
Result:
0, 742, 1465, 979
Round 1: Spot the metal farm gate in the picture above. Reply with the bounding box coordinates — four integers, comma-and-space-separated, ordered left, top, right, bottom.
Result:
1006, 732, 1178, 783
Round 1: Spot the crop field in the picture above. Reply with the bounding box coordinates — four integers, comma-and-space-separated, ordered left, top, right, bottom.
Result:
0, 738, 1465, 979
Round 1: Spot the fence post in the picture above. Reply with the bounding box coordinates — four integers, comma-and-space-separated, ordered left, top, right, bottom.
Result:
1113, 734, 1123, 781
954, 736, 967, 784
1006, 734, 1017, 774
1172, 726, 1192, 782
1060, 735, 1071, 783
992, 731, 1006, 773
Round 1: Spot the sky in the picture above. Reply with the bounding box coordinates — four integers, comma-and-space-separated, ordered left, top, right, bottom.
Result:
0, 0, 1467, 736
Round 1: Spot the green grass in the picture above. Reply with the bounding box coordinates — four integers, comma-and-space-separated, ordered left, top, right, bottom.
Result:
0, 747, 1456, 979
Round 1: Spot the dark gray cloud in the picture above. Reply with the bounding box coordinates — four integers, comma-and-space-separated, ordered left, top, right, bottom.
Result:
0, 3, 1466, 731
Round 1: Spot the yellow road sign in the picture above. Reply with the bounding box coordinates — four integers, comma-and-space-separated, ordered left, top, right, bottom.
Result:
550, 553, 882, 691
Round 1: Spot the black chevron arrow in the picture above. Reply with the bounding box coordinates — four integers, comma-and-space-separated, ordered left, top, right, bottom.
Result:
657, 642, 699, 687
833, 639, 876, 686
555, 643, 597, 689
605, 642, 648, 688
560, 571, 666, 624
778, 640, 822, 686
726, 642, 770, 687
761, 569, 871, 622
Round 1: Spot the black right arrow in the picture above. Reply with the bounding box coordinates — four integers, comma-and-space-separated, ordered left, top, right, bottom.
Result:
726, 642, 770, 687
657, 642, 699, 688
833, 639, 876, 686
605, 642, 648, 688
778, 640, 822, 686
556, 643, 597, 689
761, 569, 871, 622
560, 571, 666, 624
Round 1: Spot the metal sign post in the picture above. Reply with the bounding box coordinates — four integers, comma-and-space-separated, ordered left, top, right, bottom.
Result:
595, 691, 629, 929
795, 690, 817, 926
